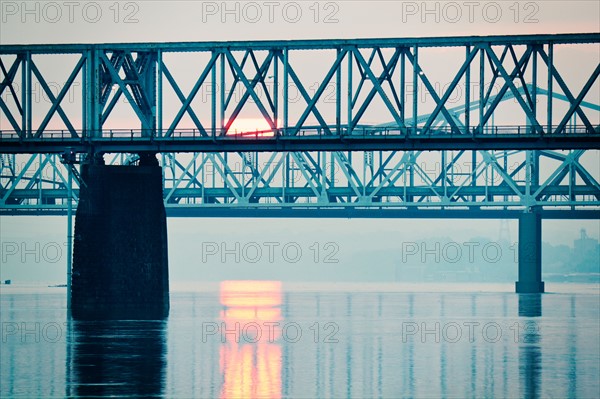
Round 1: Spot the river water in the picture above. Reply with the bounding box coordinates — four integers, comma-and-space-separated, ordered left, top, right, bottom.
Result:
1, 282, 599, 398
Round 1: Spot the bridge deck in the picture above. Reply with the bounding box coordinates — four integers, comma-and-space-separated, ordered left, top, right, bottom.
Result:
2, 127, 599, 153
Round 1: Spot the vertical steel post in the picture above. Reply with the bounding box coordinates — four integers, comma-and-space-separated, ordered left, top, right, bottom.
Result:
143, 51, 157, 137
89, 48, 100, 136
347, 48, 353, 135
220, 51, 225, 135
547, 43, 553, 134
26, 52, 32, 137
21, 54, 26, 135
532, 45, 537, 133
400, 48, 405, 128
336, 48, 341, 135
479, 47, 484, 134
274, 50, 279, 130
283, 48, 288, 135
465, 45, 471, 134
82, 51, 87, 139
532, 46, 539, 186
157, 49, 162, 137
212, 51, 217, 138
412, 45, 418, 135
86, 50, 92, 137
321, 151, 326, 200
525, 150, 532, 198
442, 151, 447, 197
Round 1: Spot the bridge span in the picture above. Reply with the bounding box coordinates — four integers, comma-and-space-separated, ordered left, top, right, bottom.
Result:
1, 33, 599, 153
1, 33, 599, 316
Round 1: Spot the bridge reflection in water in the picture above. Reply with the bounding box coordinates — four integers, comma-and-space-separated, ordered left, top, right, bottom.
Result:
70, 319, 167, 397
1, 285, 598, 397
219, 281, 283, 399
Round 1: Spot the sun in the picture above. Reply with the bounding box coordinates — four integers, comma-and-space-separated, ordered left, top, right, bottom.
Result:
227, 118, 277, 137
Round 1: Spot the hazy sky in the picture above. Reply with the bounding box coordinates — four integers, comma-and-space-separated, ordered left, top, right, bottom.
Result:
2, 1, 599, 44
0, 1, 599, 282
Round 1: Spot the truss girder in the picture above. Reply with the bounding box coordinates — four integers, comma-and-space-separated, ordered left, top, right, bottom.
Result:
1, 150, 599, 212
1, 33, 599, 153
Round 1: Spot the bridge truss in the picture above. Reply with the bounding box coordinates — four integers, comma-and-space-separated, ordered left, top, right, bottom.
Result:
0, 33, 599, 216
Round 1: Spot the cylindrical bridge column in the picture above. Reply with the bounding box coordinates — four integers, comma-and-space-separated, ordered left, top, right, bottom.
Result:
515, 211, 545, 293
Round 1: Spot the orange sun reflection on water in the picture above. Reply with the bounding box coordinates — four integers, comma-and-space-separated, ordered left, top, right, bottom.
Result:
219, 280, 283, 399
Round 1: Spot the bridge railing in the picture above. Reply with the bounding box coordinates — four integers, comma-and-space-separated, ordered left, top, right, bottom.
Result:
0, 125, 598, 143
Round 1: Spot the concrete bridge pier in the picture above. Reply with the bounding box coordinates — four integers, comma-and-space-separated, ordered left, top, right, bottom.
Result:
515, 211, 545, 294
71, 153, 169, 319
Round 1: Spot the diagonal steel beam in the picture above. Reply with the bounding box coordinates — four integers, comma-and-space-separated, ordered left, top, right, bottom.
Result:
29, 61, 77, 136
161, 61, 210, 136
281, 54, 332, 136
352, 48, 405, 132
35, 55, 85, 138
292, 49, 347, 134
223, 51, 275, 134
481, 45, 543, 132
0, 56, 23, 114
405, 49, 461, 134
99, 52, 150, 128
422, 47, 478, 133
225, 50, 276, 131
554, 63, 600, 134
537, 48, 595, 131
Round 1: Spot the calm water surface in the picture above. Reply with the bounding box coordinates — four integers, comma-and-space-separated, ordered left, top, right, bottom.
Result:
1, 282, 599, 398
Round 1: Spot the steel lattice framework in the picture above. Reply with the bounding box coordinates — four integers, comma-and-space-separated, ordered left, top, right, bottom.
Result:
0, 33, 599, 216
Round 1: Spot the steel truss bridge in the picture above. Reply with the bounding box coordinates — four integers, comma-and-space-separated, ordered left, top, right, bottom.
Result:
1, 33, 599, 217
